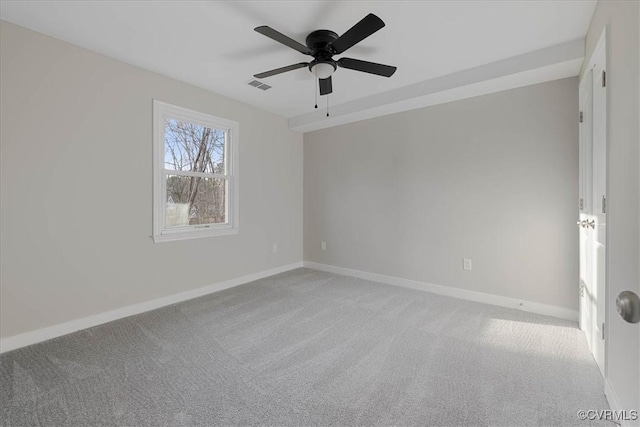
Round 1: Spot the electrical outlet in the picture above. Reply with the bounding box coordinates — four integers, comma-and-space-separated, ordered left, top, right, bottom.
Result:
272, 244, 278, 254
463, 258, 472, 270
321, 241, 326, 251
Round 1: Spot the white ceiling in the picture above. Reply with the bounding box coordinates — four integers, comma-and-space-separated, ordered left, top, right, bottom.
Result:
1, 1, 596, 129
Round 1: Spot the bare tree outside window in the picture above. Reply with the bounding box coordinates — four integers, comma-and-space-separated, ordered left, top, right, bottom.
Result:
164, 119, 227, 226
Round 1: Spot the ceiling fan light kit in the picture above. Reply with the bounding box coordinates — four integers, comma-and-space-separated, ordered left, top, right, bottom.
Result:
310, 62, 336, 79
253, 13, 397, 106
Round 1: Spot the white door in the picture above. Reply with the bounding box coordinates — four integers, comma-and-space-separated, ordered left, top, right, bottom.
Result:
578, 72, 594, 347
590, 56, 607, 377
579, 36, 607, 378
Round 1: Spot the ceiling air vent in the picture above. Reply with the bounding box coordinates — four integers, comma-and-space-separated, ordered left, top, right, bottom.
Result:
247, 79, 272, 91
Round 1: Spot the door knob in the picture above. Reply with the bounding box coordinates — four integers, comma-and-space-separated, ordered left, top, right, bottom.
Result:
616, 291, 640, 323
586, 219, 595, 229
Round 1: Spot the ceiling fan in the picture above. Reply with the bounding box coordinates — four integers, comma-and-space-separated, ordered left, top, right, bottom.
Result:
253, 13, 397, 97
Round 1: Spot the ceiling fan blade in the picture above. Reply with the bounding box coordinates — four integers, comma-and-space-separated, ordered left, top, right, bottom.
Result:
254, 62, 309, 79
330, 13, 385, 55
254, 26, 312, 55
337, 57, 397, 77
319, 76, 333, 95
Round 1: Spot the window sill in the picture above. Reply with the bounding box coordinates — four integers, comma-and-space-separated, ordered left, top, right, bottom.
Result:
153, 227, 239, 243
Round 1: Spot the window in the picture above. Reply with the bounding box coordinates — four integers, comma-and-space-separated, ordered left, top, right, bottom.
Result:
153, 100, 239, 242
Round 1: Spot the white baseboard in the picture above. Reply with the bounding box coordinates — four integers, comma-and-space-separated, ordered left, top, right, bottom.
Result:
605, 379, 639, 427
1, 260, 578, 354
303, 261, 579, 322
0, 261, 304, 354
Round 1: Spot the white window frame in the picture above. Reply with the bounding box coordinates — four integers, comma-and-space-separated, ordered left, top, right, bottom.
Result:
153, 100, 239, 243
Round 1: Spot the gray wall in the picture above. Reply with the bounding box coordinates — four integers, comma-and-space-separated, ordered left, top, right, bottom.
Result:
0, 22, 303, 338
304, 78, 579, 310
582, 0, 640, 412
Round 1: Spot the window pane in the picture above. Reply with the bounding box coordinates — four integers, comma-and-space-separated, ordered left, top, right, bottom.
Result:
164, 119, 225, 174
165, 175, 226, 227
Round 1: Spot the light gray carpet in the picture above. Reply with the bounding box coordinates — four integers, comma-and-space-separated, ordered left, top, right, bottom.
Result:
1, 268, 609, 426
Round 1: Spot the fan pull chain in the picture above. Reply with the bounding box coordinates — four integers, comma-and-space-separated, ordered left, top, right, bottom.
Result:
326, 94, 330, 117
314, 69, 318, 109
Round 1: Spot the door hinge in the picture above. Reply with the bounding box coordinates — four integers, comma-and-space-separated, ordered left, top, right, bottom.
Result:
602, 195, 607, 213
602, 70, 606, 87
579, 198, 584, 210
579, 111, 583, 123
602, 322, 605, 340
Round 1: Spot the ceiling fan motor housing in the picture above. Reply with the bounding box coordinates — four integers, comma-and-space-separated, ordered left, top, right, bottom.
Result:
306, 30, 339, 77
305, 30, 339, 56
